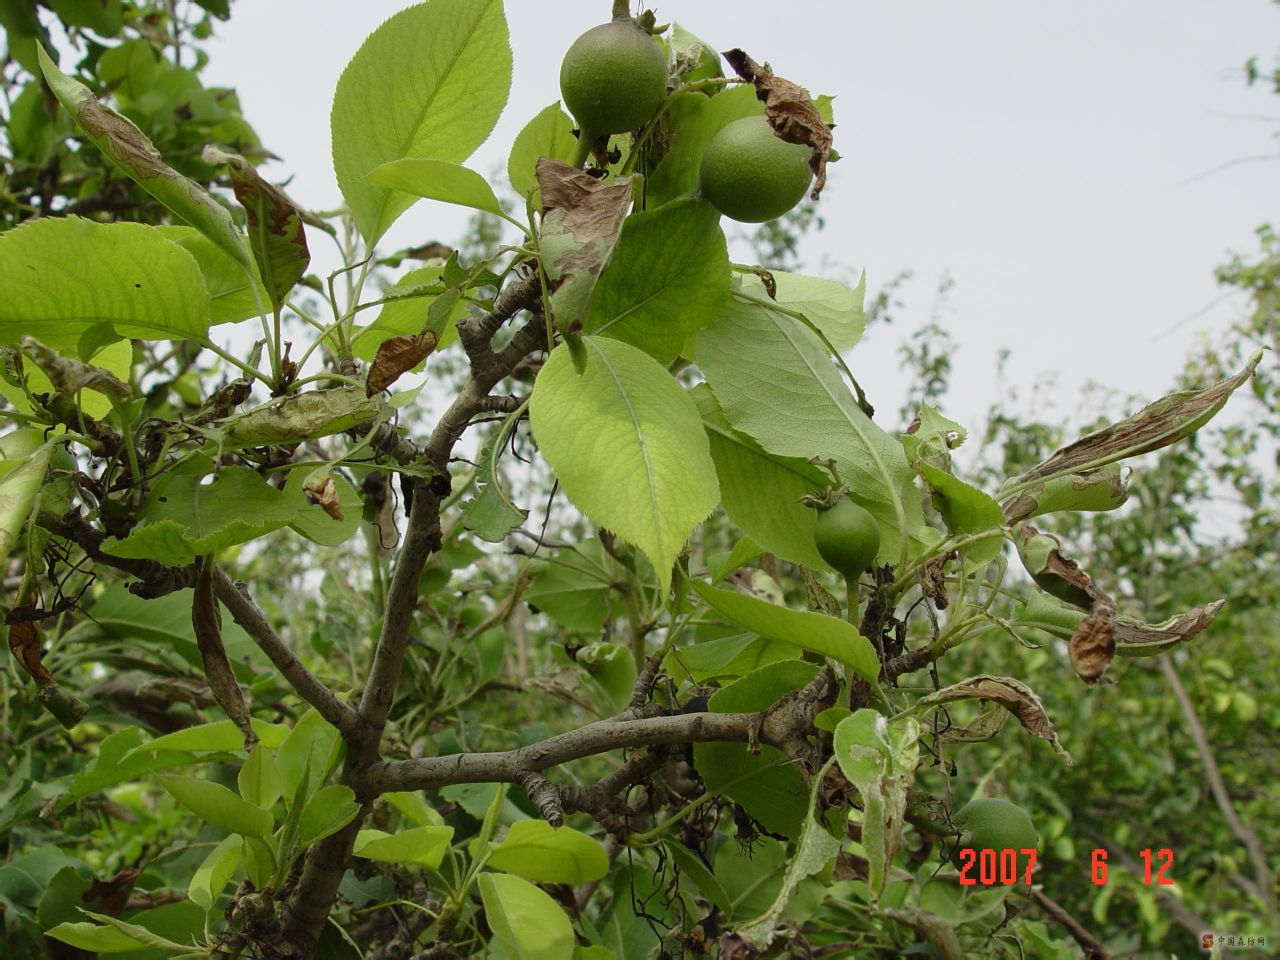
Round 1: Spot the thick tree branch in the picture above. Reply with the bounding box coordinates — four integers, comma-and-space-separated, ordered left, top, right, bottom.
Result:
212, 569, 358, 736
367, 671, 836, 796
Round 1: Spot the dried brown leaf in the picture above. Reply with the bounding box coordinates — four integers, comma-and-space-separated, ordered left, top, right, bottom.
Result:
7, 618, 53, 686
920, 674, 1072, 764
723, 49, 834, 198
939, 704, 1010, 744
1070, 611, 1116, 686
193, 560, 256, 749
1007, 351, 1262, 491
1113, 600, 1226, 656
303, 474, 343, 521
366, 330, 437, 396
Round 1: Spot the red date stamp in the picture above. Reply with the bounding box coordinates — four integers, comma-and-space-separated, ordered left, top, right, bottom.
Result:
957, 847, 1038, 885
956, 848, 1176, 886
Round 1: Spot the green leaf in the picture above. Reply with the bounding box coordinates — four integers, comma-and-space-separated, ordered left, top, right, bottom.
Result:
693, 661, 820, 839
384, 792, 445, 828
331, 0, 512, 244
693, 385, 829, 569
187, 834, 240, 911
690, 580, 879, 680
353, 826, 454, 868
487, 819, 609, 885
666, 632, 800, 684
0, 441, 50, 567
46, 0, 123, 36
833, 710, 921, 903
582, 198, 729, 363
204, 147, 310, 314
36, 866, 92, 930
914, 460, 1005, 565
38, 46, 253, 274
238, 744, 282, 809
461, 419, 528, 543
530, 337, 719, 592
158, 775, 274, 838
102, 466, 304, 566
648, 84, 763, 207
665, 840, 731, 914
352, 266, 464, 360
277, 709, 342, 804
524, 543, 614, 633
154, 226, 269, 325
695, 296, 930, 563
478, 872, 575, 960
299, 785, 362, 848
508, 102, 577, 197
0, 218, 210, 350
142, 720, 289, 756
45, 920, 152, 953
739, 269, 867, 353
368, 158, 506, 219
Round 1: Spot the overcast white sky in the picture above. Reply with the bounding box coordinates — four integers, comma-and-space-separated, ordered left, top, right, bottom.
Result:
205, 0, 1278, 436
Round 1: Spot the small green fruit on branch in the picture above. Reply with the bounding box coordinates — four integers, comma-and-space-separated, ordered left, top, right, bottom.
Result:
722, 48, 834, 199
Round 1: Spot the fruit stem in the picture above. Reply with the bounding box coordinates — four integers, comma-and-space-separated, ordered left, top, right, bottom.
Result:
571, 129, 598, 169
611, 0, 630, 21
844, 575, 860, 627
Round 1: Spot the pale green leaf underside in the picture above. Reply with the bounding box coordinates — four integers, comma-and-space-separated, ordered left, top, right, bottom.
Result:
0, 217, 210, 350
368, 157, 506, 218
695, 297, 929, 563
529, 337, 719, 591
479, 872, 576, 960
486, 819, 609, 885
331, 0, 512, 245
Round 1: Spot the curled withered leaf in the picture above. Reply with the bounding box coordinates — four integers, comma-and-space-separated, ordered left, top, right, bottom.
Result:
8, 618, 53, 686
939, 704, 1010, 745
366, 330, 437, 397
1005, 350, 1262, 491
1015, 524, 1112, 610
920, 674, 1072, 764
723, 49, 834, 199
1002, 464, 1130, 524
1070, 610, 1116, 686
1114, 600, 1226, 657
19, 337, 130, 400
193, 559, 256, 750
303, 473, 344, 521
536, 158, 632, 237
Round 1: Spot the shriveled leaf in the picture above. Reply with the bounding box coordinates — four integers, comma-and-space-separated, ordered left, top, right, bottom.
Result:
353, 266, 464, 360
691, 580, 878, 680
723, 49, 833, 197
331, 0, 512, 244
0, 218, 210, 350
536, 158, 633, 330
939, 704, 1010, 745
38, 46, 253, 274
285, 469, 361, 547
367, 158, 506, 218
582, 197, 730, 363
302, 474, 343, 521
218, 385, 384, 449
1003, 351, 1262, 494
1015, 524, 1110, 611
508, 102, 577, 197
1070, 610, 1116, 686
735, 802, 840, 948
529, 337, 719, 592
486, 820, 609, 885
1002, 464, 1129, 524
192, 559, 255, 748
1112, 600, 1226, 656
833, 710, 920, 903
918, 675, 1072, 764
204, 146, 310, 313
366, 331, 437, 396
